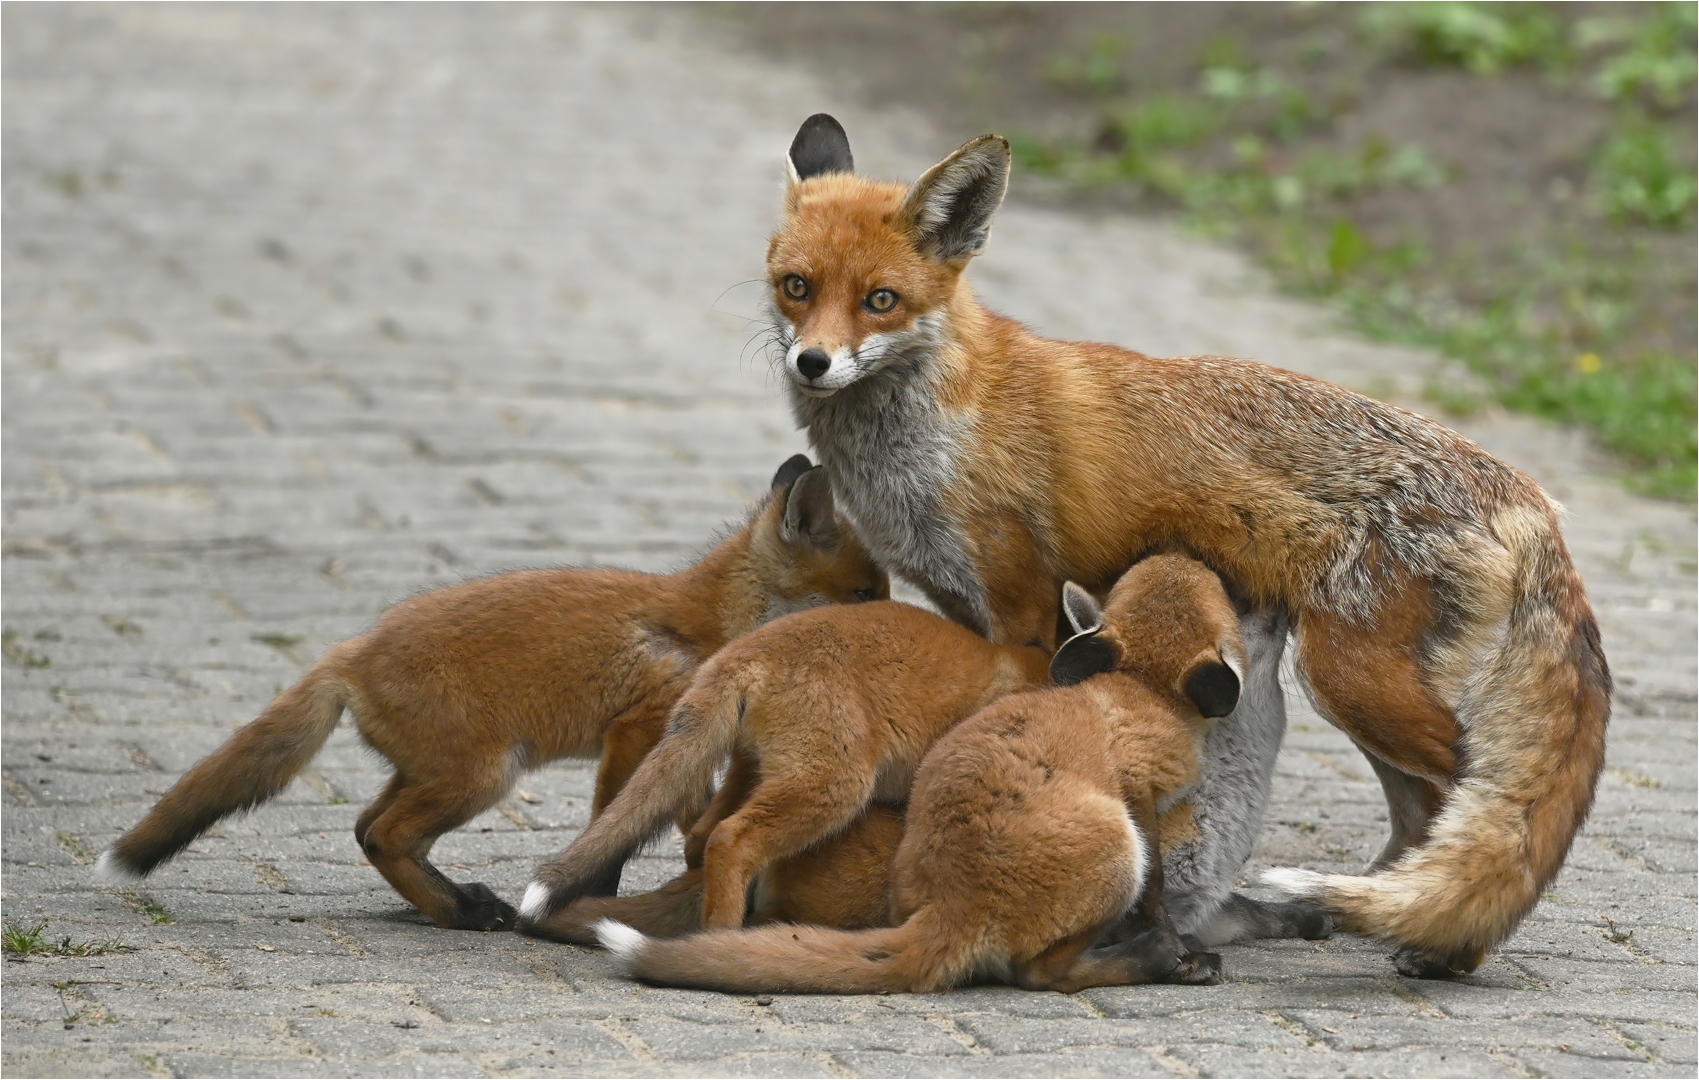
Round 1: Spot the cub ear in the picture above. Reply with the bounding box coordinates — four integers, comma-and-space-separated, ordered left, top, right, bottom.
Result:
770, 453, 814, 493
787, 114, 855, 183
1051, 630, 1119, 687
898, 134, 1010, 262
780, 466, 841, 549
1182, 656, 1241, 719
1060, 581, 1104, 637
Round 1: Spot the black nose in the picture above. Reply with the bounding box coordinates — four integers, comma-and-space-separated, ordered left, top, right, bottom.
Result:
796, 349, 831, 379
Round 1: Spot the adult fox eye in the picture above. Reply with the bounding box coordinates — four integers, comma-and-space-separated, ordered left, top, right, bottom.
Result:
865, 289, 898, 313
783, 275, 810, 300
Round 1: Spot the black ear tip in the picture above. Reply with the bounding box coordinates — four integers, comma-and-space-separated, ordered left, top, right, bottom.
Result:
1051, 633, 1118, 687
771, 454, 814, 491
1184, 662, 1241, 719
789, 114, 854, 180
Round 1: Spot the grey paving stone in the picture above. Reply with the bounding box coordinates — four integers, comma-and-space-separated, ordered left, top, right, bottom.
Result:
3, 3, 1692, 1078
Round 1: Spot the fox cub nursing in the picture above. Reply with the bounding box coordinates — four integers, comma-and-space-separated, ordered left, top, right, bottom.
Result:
99, 457, 885, 930
768, 114, 1609, 975
516, 598, 1051, 938
597, 555, 1246, 993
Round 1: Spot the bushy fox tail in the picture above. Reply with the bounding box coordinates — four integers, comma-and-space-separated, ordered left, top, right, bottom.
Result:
596, 906, 973, 995
1269, 517, 1610, 974
97, 648, 354, 882
518, 658, 748, 929
549, 870, 707, 945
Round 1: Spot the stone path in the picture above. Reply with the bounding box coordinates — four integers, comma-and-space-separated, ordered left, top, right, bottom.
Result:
3, 5, 1693, 1077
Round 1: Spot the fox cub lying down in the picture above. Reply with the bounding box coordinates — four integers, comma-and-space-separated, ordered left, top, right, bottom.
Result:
98, 456, 885, 931
596, 554, 1255, 993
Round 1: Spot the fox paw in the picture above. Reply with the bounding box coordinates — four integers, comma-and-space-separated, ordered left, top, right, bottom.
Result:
1392, 944, 1478, 979
1170, 950, 1223, 986
1288, 899, 1339, 941
449, 883, 518, 932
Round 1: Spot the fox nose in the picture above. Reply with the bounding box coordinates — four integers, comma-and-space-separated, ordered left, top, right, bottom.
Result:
796, 349, 831, 379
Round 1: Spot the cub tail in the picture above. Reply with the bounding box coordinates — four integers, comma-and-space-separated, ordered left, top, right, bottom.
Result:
595, 906, 971, 995
1269, 518, 1610, 976
98, 648, 354, 881
548, 871, 707, 945
518, 658, 750, 934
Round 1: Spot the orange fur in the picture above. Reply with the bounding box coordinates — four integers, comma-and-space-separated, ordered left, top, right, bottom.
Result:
603, 556, 1243, 993
100, 461, 885, 930
763, 121, 1610, 974
517, 598, 1052, 938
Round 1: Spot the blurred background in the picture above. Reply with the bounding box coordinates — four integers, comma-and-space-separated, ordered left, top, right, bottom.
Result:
724, 1, 1698, 499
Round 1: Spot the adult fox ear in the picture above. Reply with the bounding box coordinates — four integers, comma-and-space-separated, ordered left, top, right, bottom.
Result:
770, 453, 814, 493
1060, 581, 1104, 637
1182, 651, 1241, 718
787, 114, 855, 183
1051, 630, 1119, 687
899, 134, 1010, 262
780, 466, 841, 549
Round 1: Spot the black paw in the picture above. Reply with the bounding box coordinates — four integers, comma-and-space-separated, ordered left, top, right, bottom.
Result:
450, 883, 518, 932
1286, 899, 1339, 941
1170, 950, 1224, 986
1392, 945, 1469, 979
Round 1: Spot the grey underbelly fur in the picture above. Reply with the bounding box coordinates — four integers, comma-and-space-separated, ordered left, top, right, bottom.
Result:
1161, 607, 1291, 936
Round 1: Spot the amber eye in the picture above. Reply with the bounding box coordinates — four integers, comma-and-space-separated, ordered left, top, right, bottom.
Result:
783, 275, 810, 300
865, 289, 898, 313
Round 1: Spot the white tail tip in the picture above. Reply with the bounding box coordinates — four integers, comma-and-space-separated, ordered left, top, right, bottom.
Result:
1261, 866, 1327, 897
594, 919, 648, 971
519, 882, 551, 921
94, 850, 144, 884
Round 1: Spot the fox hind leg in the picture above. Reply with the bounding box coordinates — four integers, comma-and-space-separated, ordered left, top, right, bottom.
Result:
699, 774, 871, 930
360, 770, 517, 931
1360, 752, 1447, 869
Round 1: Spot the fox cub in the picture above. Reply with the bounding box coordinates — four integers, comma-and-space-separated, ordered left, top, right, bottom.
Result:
515, 598, 1052, 939
98, 457, 886, 931
596, 554, 1246, 993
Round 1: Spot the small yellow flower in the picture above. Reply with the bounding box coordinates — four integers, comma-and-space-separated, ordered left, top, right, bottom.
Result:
1575, 352, 1602, 375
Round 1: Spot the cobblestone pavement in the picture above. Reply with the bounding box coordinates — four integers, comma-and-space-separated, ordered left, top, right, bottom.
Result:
3, 5, 1693, 1078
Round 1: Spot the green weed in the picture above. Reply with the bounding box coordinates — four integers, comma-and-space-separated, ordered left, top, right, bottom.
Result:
2, 629, 51, 668
1594, 122, 1697, 227
3, 919, 134, 958
1582, 3, 1698, 108
251, 632, 304, 649
1361, 2, 1569, 74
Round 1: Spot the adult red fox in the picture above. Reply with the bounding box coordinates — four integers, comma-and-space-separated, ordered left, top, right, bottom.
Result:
515, 597, 1053, 938
97, 457, 886, 930
761, 114, 1610, 976
596, 555, 1247, 992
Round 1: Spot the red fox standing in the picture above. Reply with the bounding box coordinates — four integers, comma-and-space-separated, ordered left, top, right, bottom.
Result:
97, 457, 886, 930
761, 114, 1610, 977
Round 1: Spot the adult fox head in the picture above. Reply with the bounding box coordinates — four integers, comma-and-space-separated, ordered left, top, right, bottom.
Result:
768, 114, 1011, 396
1050, 555, 1247, 720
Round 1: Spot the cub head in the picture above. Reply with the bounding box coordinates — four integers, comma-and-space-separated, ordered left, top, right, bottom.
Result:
768, 114, 1010, 398
746, 453, 888, 624
1049, 555, 1246, 721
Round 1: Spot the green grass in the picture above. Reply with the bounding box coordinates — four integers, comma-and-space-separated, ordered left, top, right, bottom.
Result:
3, 919, 135, 958
2, 629, 52, 668
251, 632, 304, 649
1014, 3, 1696, 498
